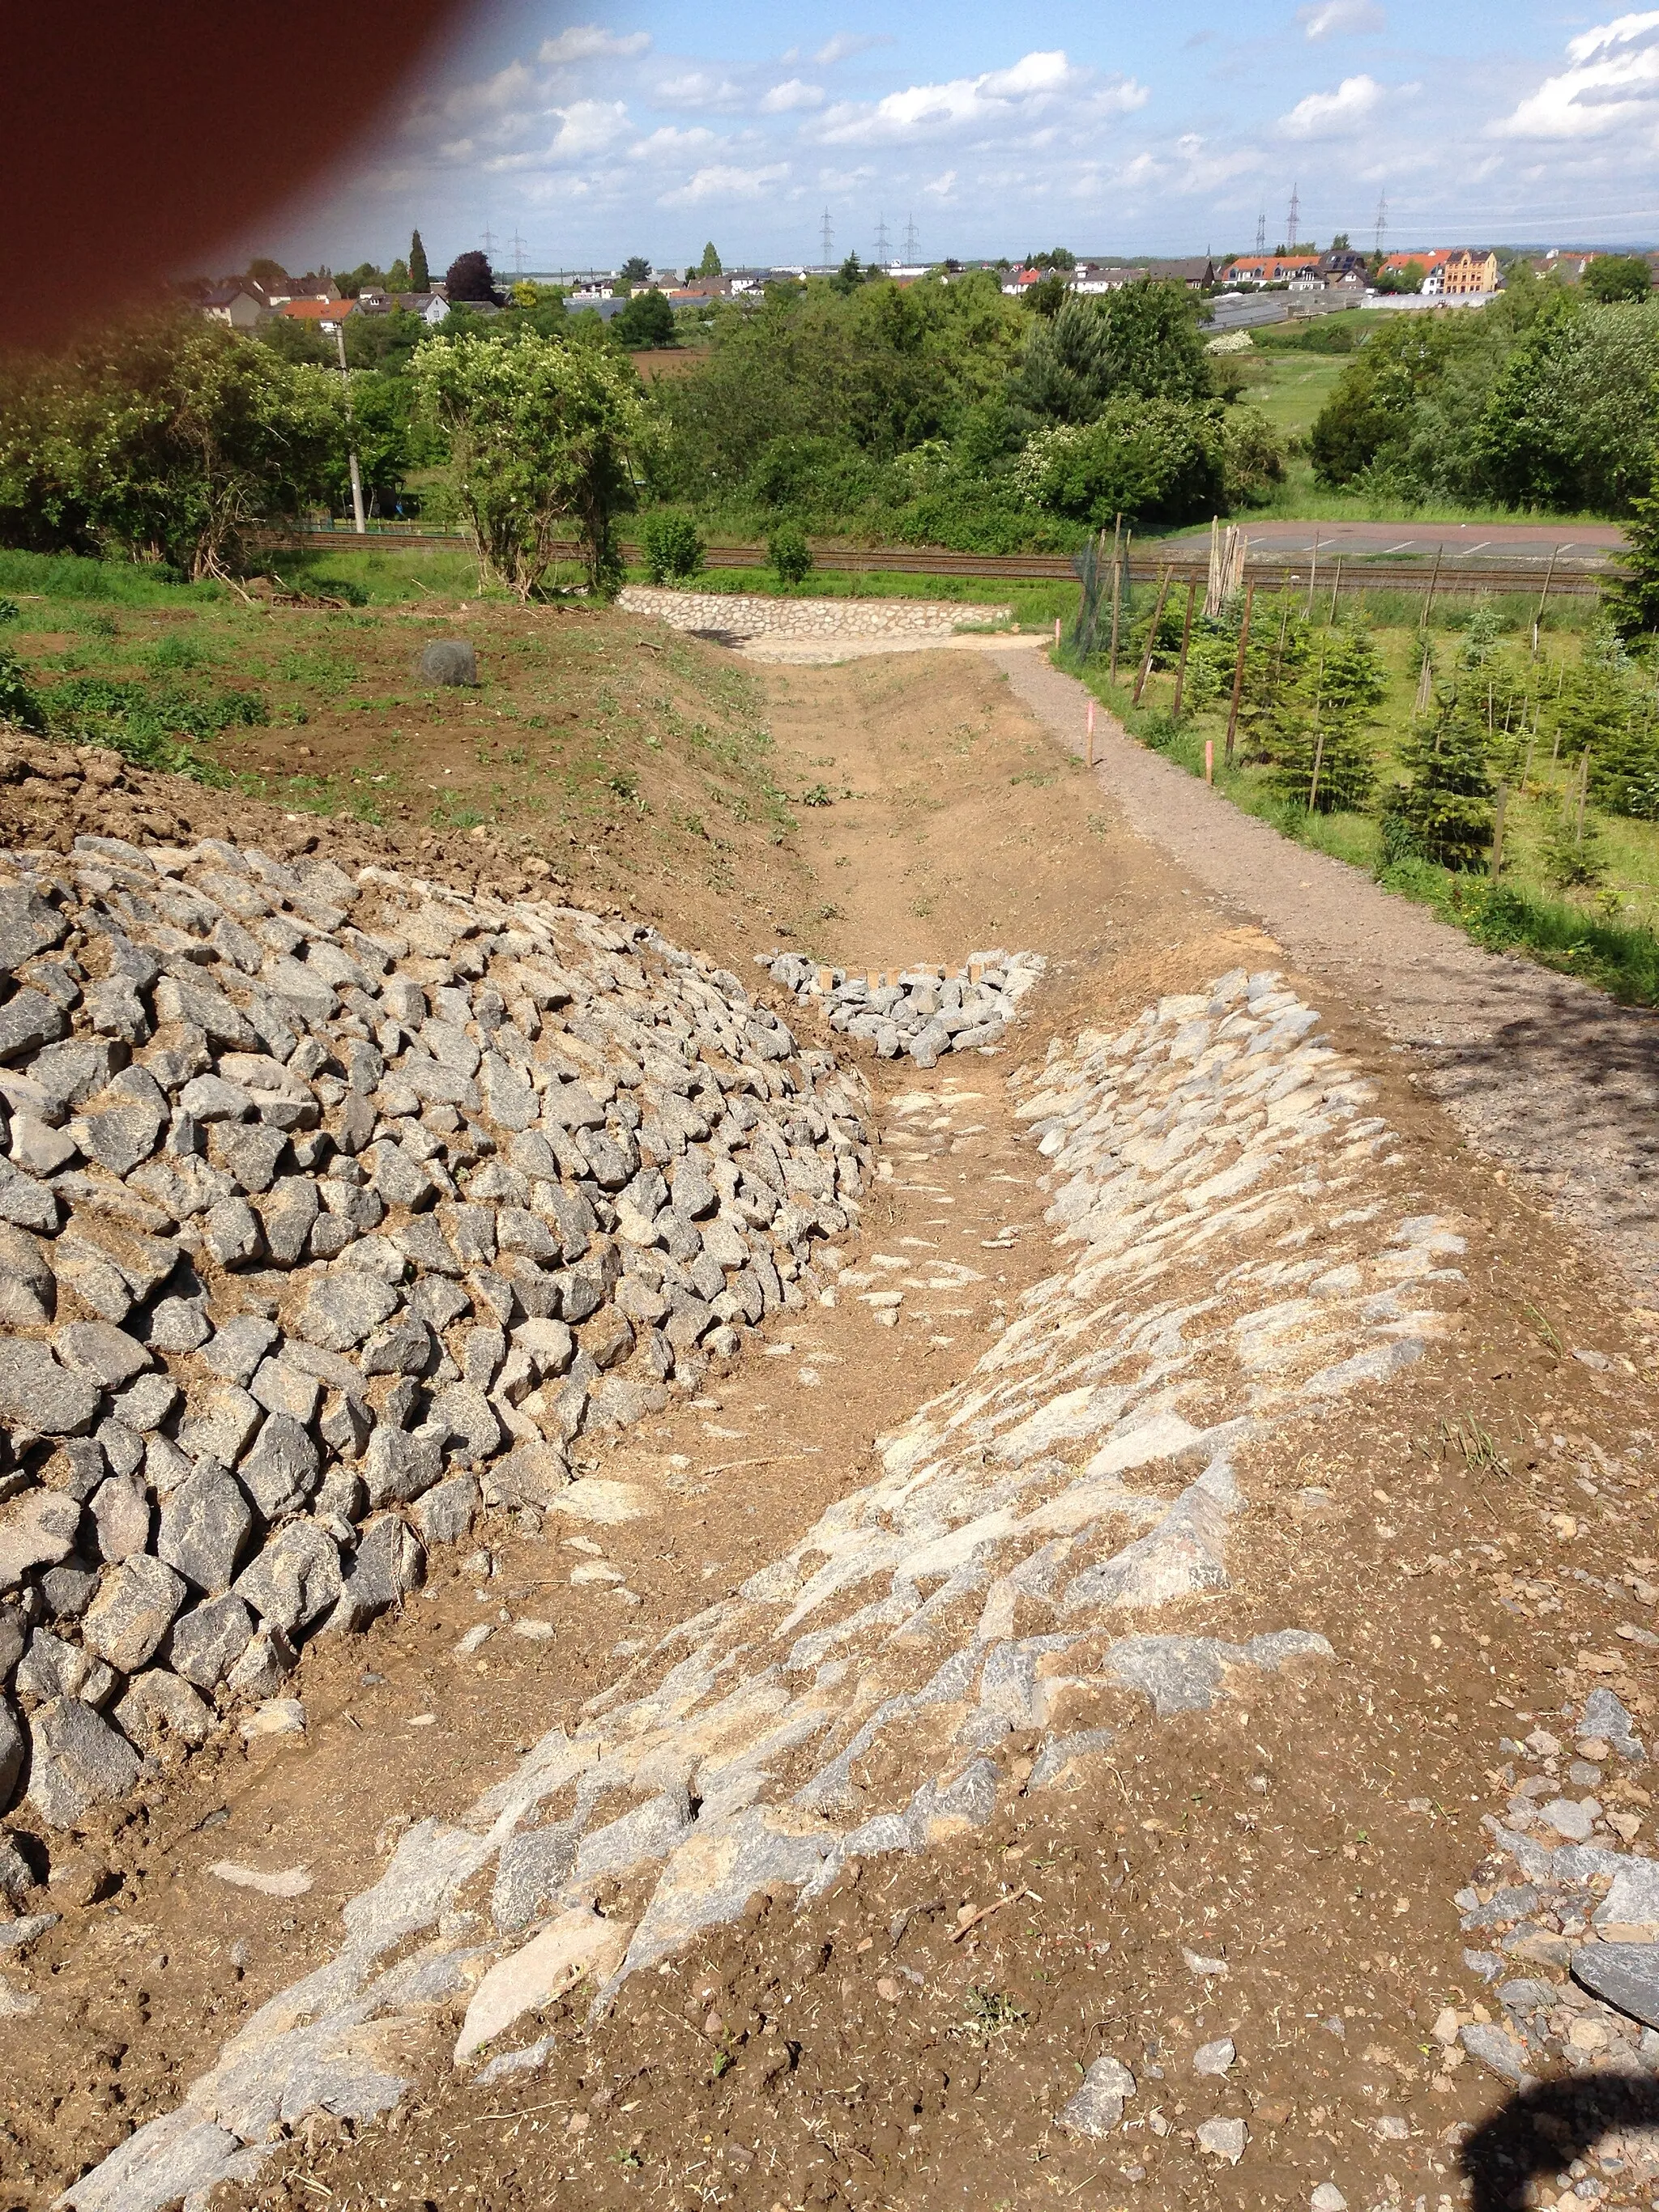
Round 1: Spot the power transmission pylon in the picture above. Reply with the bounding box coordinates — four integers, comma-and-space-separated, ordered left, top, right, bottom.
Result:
1286, 184, 1299, 251
510, 228, 527, 275
873, 211, 891, 263
1373, 190, 1388, 258
821, 207, 834, 266
902, 212, 919, 262
1255, 209, 1267, 256
481, 223, 497, 258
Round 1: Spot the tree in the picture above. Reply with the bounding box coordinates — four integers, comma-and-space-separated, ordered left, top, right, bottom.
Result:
698, 241, 723, 279
1012, 283, 1213, 426
246, 256, 289, 290
612, 288, 676, 350
621, 255, 652, 284
445, 250, 498, 304
409, 230, 430, 290
0, 314, 343, 578
1330, 232, 1350, 253
1584, 254, 1653, 305
1388, 693, 1495, 867
1469, 299, 1659, 510
1606, 459, 1659, 637
411, 330, 654, 598
386, 258, 410, 292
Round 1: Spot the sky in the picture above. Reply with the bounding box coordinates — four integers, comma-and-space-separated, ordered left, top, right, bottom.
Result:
245, 0, 1659, 276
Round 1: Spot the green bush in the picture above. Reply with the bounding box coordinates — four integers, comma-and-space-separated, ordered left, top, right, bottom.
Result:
641, 510, 706, 584
767, 521, 813, 586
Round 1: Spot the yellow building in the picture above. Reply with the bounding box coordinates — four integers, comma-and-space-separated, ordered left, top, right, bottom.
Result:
1441, 249, 1499, 296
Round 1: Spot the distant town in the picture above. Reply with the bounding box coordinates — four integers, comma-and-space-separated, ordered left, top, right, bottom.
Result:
190, 237, 1651, 343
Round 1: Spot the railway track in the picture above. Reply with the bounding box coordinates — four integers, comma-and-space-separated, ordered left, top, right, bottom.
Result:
254, 530, 1611, 597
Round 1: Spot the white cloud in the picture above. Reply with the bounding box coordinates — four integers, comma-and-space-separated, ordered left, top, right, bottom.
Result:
537, 27, 650, 64
813, 33, 895, 65
545, 100, 633, 160
923, 169, 958, 198
1491, 11, 1659, 139
659, 162, 791, 207
1297, 1, 1386, 37
812, 49, 1146, 145
629, 126, 719, 160
761, 78, 825, 113
655, 70, 746, 109
1277, 73, 1385, 135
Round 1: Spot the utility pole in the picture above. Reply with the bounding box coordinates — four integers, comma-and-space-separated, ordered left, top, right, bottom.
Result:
333, 322, 366, 535
1373, 190, 1388, 258
902, 212, 919, 262
873, 211, 891, 264
1286, 183, 1300, 251
820, 207, 834, 267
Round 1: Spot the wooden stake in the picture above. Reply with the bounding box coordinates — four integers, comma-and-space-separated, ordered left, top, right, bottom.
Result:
1420, 546, 1442, 630
1107, 557, 1124, 684
1224, 581, 1255, 768
1491, 781, 1509, 876
1204, 738, 1214, 783
1306, 527, 1320, 618
1576, 747, 1590, 842
1536, 543, 1559, 634
1328, 554, 1342, 624
1133, 566, 1174, 705
1085, 697, 1096, 765
1306, 636, 1329, 812
1172, 579, 1197, 718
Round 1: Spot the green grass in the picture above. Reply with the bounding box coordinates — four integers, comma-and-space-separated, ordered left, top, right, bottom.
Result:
1234, 353, 1349, 440
1064, 624, 1659, 1008
262, 543, 482, 604
0, 548, 226, 606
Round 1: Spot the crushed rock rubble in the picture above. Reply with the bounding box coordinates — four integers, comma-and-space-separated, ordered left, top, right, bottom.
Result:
0, 832, 874, 1830
62, 967, 1475, 2212
759, 947, 1044, 1066
1441, 1691, 1659, 2193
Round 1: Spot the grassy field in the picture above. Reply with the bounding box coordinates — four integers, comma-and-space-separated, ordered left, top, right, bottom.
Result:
0, 547, 804, 873
1064, 586, 1659, 1004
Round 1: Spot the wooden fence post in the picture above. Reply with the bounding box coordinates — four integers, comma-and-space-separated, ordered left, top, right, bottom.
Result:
1132, 566, 1173, 705
1490, 781, 1510, 876
1172, 579, 1197, 718
1224, 581, 1255, 768
1107, 557, 1124, 684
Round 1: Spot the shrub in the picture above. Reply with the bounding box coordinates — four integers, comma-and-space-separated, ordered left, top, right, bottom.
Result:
767, 521, 813, 586
641, 510, 706, 585
1388, 695, 1495, 868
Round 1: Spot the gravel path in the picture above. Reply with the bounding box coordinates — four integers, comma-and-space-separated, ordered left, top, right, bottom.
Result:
998, 647, 1659, 1294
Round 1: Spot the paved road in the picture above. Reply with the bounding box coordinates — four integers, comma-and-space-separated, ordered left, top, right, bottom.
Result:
997, 646, 1659, 1294
1157, 519, 1626, 571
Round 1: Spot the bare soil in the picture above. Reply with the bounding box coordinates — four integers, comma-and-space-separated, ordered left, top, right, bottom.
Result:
2, 629, 1658, 2212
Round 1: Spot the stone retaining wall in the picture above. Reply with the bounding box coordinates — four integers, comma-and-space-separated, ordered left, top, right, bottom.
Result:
0, 835, 872, 1829
617, 586, 1013, 639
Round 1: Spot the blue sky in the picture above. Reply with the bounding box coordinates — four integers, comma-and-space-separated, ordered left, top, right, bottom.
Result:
253, 0, 1659, 274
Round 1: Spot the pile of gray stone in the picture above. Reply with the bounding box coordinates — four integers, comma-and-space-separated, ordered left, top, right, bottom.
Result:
0, 833, 872, 1831
1452, 1690, 1659, 2110
759, 947, 1043, 1066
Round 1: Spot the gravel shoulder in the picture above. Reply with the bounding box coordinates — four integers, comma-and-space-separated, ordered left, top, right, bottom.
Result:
998, 646, 1659, 1298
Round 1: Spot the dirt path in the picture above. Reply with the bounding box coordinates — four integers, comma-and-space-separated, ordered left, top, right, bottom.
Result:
9, 641, 1659, 2212
998, 647, 1659, 1301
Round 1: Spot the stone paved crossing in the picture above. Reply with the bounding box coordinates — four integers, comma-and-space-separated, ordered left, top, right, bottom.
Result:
61, 967, 1471, 2212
